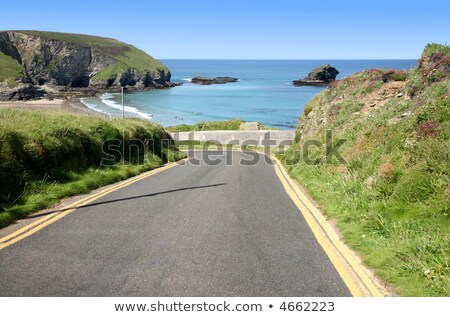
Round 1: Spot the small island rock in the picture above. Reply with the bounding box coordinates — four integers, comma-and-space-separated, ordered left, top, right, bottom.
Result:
293, 64, 339, 86
191, 76, 238, 85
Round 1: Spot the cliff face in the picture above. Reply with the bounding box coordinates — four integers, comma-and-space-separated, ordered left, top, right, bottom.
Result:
295, 44, 450, 141
0, 31, 174, 100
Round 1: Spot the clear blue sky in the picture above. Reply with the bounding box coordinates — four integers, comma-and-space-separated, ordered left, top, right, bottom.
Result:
1, 0, 448, 59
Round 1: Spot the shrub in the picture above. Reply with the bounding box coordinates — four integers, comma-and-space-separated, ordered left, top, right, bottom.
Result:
382, 70, 408, 82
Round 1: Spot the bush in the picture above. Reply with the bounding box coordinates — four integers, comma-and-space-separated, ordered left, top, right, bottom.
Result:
382, 70, 408, 82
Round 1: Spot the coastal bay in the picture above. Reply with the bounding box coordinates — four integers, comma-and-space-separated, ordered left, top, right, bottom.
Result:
80, 59, 417, 129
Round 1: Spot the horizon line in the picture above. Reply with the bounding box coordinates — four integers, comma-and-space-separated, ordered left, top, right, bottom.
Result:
158, 58, 419, 61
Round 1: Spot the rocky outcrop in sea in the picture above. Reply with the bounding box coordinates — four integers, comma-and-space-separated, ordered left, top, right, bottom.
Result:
191, 76, 238, 85
293, 64, 339, 86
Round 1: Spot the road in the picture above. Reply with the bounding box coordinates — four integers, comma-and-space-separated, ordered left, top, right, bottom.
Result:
0, 150, 350, 296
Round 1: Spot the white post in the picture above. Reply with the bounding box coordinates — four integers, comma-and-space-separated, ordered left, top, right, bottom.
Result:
121, 86, 124, 118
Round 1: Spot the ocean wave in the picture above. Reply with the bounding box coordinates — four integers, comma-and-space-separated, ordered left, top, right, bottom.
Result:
79, 98, 111, 116
100, 93, 153, 119
182, 78, 192, 82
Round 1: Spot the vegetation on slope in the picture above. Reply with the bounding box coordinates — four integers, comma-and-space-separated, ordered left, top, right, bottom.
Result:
8, 30, 169, 80
0, 51, 24, 84
0, 110, 185, 228
280, 43, 450, 296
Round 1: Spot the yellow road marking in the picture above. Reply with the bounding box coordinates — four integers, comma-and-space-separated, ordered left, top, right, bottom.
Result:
185, 148, 384, 296
271, 160, 362, 296
0, 149, 383, 297
0, 159, 188, 251
270, 154, 384, 297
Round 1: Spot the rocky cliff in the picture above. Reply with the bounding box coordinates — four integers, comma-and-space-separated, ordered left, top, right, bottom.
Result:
0, 31, 175, 100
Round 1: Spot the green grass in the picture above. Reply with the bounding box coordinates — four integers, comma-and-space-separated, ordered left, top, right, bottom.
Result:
0, 109, 186, 228
423, 43, 450, 58
166, 119, 245, 132
166, 119, 276, 132
6, 30, 168, 79
0, 161, 163, 228
0, 51, 24, 84
280, 44, 450, 296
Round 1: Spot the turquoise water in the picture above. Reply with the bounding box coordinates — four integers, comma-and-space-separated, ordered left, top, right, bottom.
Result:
81, 60, 416, 129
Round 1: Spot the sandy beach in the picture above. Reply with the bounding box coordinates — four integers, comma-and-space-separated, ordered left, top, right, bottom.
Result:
0, 98, 107, 117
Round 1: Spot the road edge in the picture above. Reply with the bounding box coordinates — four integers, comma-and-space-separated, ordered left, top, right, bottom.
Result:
270, 154, 389, 297
0, 158, 189, 251
0, 148, 391, 297
182, 148, 390, 296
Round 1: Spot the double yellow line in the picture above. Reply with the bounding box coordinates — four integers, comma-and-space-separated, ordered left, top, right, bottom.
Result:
270, 154, 384, 297
181, 148, 386, 296
0, 159, 188, 251
0, 149, 384, 297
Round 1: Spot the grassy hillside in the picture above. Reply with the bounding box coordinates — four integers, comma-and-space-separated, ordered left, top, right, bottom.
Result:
0, 110, 185, 228
0, 51, 24, 83
5, 30, 169, 80
280, 44, 450, 296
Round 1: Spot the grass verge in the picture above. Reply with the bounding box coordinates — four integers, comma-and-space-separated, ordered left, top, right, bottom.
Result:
279, 44, 450, 296
166, 119, 277, 132
0, 109, 186, 228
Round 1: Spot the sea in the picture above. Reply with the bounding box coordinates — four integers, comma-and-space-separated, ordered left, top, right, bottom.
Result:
80, 60, 417, 130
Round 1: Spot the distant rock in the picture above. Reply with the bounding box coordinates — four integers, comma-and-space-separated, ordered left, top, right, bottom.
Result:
191, 76, 238, 85
293, 64, 339, 86
0, 83, 45, 101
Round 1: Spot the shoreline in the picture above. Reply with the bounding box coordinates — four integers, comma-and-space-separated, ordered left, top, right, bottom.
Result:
0, 98, 289, 130
0, 98, 108, 117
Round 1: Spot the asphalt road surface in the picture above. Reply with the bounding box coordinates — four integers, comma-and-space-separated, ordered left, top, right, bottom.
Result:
0, 151, 350, 296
